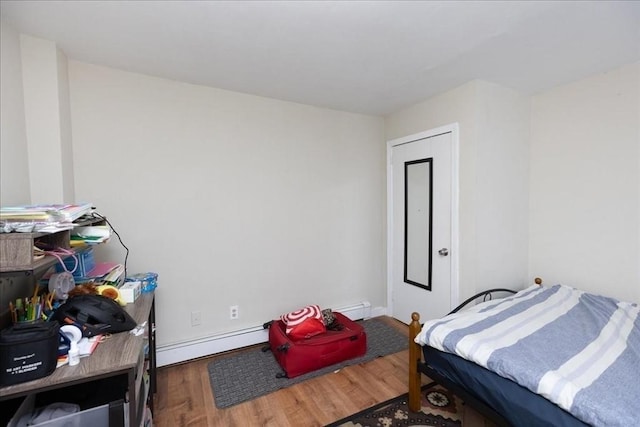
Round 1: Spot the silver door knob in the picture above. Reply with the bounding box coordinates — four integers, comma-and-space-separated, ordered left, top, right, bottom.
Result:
438, 248, 449, 256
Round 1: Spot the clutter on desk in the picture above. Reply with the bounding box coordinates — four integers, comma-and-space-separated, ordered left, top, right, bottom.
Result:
96, 284, 126, 305
47, 272, 75, 301
119, 281, 141, 303
50, 246, 124, 286
125, 272, 158, 293
42, 262, 125, 300
130, 321, 147, 337
66, 283, 126, 306
50, 294, 137, 338
56, 325, 104, 368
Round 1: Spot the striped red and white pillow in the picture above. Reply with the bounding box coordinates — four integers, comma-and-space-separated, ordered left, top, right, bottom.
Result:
280, 304, 323, 335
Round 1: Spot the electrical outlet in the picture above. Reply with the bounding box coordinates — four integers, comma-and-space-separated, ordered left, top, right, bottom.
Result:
191, 310, 202, 326
230, 305, 239, 320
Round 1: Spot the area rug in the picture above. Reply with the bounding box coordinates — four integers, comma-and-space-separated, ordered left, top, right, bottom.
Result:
325, 383, 463, 427
208, 317, 408, 408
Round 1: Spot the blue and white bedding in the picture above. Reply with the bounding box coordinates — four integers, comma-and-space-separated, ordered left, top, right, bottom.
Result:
415, 284, 640, 427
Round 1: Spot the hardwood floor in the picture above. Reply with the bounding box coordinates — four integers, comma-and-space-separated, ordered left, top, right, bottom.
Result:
152, 316, 493, 427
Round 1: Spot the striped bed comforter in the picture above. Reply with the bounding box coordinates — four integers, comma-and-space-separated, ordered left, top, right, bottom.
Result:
415, 284, 640, 427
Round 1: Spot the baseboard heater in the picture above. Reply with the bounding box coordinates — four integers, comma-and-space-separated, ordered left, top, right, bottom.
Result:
157, 301, 373, 367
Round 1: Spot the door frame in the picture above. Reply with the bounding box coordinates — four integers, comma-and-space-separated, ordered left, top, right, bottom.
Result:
386, 123, 460, 318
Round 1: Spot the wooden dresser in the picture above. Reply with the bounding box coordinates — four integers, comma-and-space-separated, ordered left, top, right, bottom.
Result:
1, 292, 156, 427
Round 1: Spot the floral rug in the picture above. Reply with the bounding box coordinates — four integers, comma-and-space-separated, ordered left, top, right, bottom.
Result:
326, 384, 462, 427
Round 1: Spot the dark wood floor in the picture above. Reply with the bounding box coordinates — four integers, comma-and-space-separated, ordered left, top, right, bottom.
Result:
152, 316, 493, 426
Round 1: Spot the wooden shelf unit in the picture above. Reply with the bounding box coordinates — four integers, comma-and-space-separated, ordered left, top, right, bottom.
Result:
0, 216, 106, 273
0, 217, 157, 426
0, 230, 71, 272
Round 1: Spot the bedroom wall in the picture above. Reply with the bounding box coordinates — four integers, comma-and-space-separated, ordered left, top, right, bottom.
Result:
529, 62, 640, 303
19, 35, 75, 205
0, 21, 30, 206
67, 61, 387, 347
473, 82, 531, 293
385, 81, 531, 303
56, 46, 76, 205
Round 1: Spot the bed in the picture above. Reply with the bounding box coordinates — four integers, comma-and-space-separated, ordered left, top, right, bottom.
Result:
408, 280, 640, 427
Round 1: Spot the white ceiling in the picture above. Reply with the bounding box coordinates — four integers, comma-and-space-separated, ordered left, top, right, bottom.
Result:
1, 1, 639, 116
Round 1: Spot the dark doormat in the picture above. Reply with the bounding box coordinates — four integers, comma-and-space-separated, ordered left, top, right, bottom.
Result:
208, 317, 408, 408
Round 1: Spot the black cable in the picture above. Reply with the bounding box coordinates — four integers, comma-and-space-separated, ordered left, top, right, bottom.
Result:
90, 211, 129, 278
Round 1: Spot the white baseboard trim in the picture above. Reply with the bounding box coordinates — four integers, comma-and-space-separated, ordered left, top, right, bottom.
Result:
157, 301, 384, 367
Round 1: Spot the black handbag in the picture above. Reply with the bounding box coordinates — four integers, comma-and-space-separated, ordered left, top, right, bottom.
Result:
0, 321, 59, 386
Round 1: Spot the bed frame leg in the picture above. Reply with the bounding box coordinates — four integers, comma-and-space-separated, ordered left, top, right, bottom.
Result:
409, 312, 422, 412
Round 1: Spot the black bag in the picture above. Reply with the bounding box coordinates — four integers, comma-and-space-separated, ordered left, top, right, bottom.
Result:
0, 321, 59, 386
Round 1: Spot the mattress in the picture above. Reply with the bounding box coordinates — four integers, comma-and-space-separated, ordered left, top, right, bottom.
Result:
422, 345, 587, 427
416, 284, 640, 426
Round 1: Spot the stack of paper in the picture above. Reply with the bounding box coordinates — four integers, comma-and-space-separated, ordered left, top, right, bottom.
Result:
71, 225, 111, 245
0, 203, 93, 233
79, 335, 103, 357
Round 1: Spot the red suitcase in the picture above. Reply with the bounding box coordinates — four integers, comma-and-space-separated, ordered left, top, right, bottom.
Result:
267, 312, 367, 378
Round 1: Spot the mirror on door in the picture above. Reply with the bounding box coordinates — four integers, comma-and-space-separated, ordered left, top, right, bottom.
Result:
404, 158, 433, 291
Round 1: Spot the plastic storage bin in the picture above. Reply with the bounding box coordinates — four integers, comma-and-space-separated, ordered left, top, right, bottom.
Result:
54, 246, 95, 279
8, 394, 124, 427
8, 375, 127, 427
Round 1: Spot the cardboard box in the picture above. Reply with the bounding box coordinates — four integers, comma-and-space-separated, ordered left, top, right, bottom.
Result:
119, 281, 141, 304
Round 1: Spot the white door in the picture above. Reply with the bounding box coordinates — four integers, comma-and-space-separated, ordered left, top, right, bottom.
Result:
388, 126, 458, 324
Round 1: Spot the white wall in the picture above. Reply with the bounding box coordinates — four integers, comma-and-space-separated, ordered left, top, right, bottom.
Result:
529, 62, 640, 303
474, 82, 531, 293
0, 21, 30, 206
68, 62, 386, 347
385, 81, 531, 302
19, 34, 75, 204
56, 48, 76, 203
